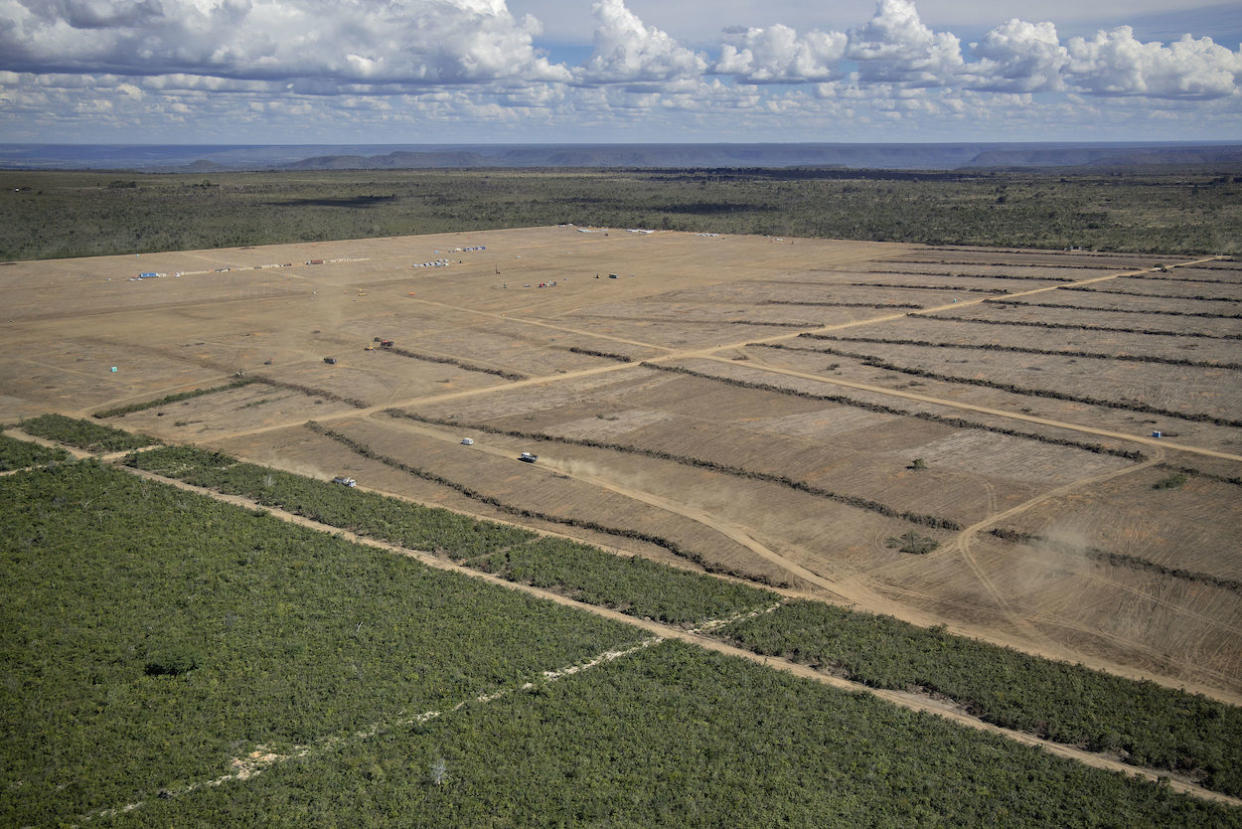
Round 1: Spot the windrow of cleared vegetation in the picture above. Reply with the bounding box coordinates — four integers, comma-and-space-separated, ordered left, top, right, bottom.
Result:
386, 409, 963, 530
1059, 286, 1242, 303
907, 311, 1242, 341
93, 377, 259, 418
387, 346, 526, 381
641, 363, 1146, 460
983, 298, 1242, 320
797, 333, 1242, 372
758, 342, 1242, 428
864, 268, 1075, 281
301, 422, 785, 585
987, 528, 1242, 597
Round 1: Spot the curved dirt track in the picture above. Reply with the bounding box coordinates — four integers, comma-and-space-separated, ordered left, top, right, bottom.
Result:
387, 415, 835, 591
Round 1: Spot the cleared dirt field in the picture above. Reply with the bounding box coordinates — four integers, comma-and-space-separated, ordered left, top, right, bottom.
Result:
3, 226, 1240, 698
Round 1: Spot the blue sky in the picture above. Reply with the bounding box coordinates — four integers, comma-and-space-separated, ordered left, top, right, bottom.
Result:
1, 0, 1240, 144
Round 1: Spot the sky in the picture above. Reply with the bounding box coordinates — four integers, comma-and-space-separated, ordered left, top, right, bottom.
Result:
1, 0, 1240, 144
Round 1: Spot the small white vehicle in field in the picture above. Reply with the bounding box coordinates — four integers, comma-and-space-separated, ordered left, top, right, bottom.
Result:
518, 452, 537, 463
332, 476, 357, 487
461, 438, 475, 446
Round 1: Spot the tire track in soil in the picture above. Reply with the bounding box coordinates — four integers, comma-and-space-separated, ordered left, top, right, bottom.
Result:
386, 415, 848, 597
946, 452, 1165, 656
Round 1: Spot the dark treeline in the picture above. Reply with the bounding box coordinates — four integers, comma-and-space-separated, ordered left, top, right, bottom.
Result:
18, 413, 158, 453
4, 168, 1239, 261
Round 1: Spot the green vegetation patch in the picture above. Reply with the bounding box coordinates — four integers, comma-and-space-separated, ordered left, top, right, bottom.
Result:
885, 530, 938, 554
18, 412, 157, 452
473, 536, 776, 625
0, 463, 638, 826
115, 642, 1240, 827
125, 445, 533, 559
0, 431, 69, 470
2, 168, 1239, 260
93, 377, 258, 418
721, 600, 1242, 796
1153, 472, 1189, 490
128, 446, 775, 625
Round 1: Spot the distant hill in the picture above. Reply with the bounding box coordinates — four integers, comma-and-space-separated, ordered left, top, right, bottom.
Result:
2, 142, 1240, 173
963, 145, 1242, 169
274, 143, 1242, 172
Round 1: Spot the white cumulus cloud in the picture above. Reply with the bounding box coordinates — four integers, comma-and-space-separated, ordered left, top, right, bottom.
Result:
845, 0, 964, 86
1066, 26, 1242, 98
714, 24, 847, 83
578, 0, 706, 84
963, 19, 1068, 93
0, 0, 570, 86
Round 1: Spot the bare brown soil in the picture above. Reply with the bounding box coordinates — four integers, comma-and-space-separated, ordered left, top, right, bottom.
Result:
3, 227, 1239, 700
